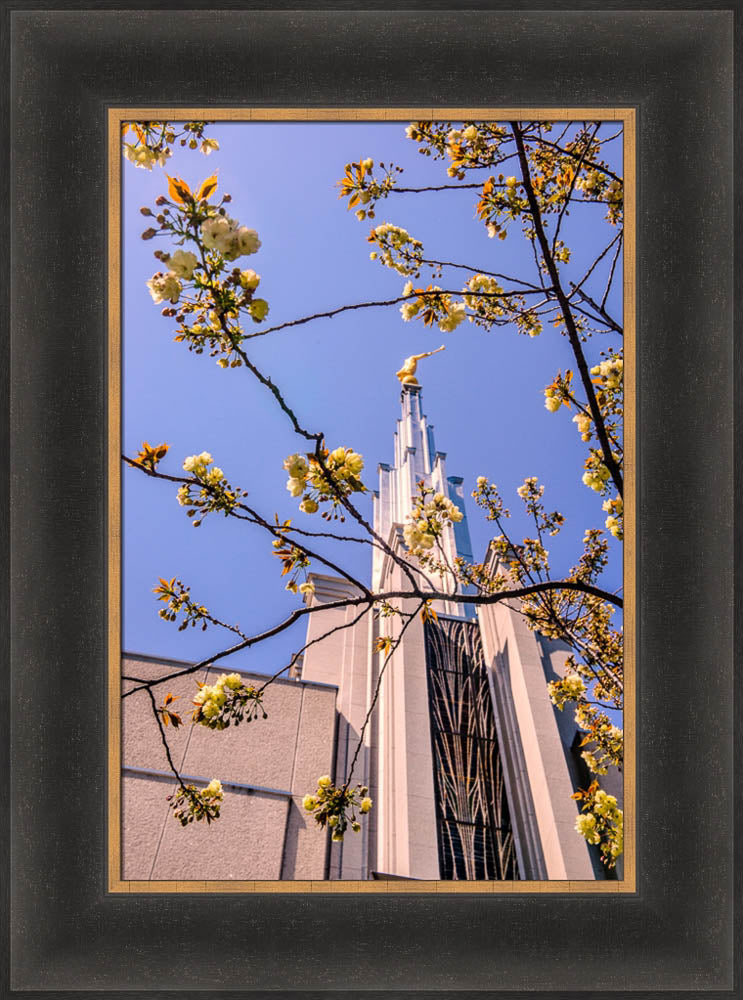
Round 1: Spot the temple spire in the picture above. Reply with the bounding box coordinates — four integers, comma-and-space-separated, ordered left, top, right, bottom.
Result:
372, 384, 474, 609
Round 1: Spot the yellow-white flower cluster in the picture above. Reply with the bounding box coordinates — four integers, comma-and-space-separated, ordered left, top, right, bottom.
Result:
239, 269, 261, 291
399, 282, 466, 332
165, 249, 199, 279
193, 672, 243, 725
400, 280, 422, 321
403, 491, 464, 557
582, 452, 613, 493
147, 270, 183, 305
582, 467, 610, 491
576, 169, 603, 194
168, 778, 224, 826
590, 355, 623, 390
465, 274, 502, 299
201, 214, 261, 261
575, 811, 601, 844
573, 412, 592, 441
182, 452, 222, 483
544, 385, 563, 413
303, 775, 372, 842
516, 476, 543, 501
283, 448, 365, 512
438, 301, 467, 332
574, 789, 623, 864
192, 672, 265, 730
602, 496, 623, 539
204, 778, 223, 799
563, 674, 586, 699
177, 452, 239, 525
462, 274, 513, 330
124, 144, 171, 170
548, 672, 586, 710
369, 224, 423, 275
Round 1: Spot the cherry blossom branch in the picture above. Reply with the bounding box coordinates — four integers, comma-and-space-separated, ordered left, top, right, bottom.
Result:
513, 123, 623, 499
122, 577, 622, 700
241, 289, 546, 342
145, 687, 188, 792
552, 123, 601, 252
420, 258, 545, 291
123, 456, 372, 597
566, 229, 623, 317
601, 235, 624, 313
569, 284, 623, 336
529, 134, 623, 185
255, 604, 374, 695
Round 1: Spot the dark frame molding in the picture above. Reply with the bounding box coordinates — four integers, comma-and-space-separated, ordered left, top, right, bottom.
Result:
5, 4, 738, 995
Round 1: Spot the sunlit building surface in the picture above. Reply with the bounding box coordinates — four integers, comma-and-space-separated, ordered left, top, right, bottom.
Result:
122, 383, 620, 880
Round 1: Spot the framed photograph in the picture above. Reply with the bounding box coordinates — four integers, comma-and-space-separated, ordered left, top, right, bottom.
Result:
111, 108, 634, 894
6, 5, 736, 994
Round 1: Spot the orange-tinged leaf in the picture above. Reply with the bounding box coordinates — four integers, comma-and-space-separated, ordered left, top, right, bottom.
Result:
196, 172, 218, 202
166, 175, 193, 205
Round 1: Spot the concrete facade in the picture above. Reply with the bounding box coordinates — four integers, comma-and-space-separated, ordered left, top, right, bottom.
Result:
121, 384, 620, 881
121, 656, 337, 880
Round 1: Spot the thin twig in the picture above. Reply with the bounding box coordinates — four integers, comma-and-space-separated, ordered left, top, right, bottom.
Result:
512, 123, 623, 499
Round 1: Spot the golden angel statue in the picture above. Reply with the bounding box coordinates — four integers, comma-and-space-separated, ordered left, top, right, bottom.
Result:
395, 345, 445, 386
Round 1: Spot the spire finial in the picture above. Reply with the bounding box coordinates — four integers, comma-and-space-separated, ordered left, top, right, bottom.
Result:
395, 345, 445, 387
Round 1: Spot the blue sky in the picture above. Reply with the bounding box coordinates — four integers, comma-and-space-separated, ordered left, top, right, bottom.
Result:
122, 120, 623, 674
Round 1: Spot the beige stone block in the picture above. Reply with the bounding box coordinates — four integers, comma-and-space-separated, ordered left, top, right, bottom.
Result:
407, 841, 440, 879
280, 796, 328, 880
150, 788, 289, 881
122, 660, 209, 773
181, 676, 302, 791
121, 772, 175, 880
290, 686, 338, 796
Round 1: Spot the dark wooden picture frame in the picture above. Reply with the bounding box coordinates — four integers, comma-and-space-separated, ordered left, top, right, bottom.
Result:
4, 5, 737, 994
108, 103, 636, 896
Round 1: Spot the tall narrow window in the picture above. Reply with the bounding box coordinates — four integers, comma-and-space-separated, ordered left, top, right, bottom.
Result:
425, 618, 519, 880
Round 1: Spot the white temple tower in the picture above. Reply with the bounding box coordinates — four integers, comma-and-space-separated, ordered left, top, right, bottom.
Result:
122, 381, 621, 881
300, 383, 621, 880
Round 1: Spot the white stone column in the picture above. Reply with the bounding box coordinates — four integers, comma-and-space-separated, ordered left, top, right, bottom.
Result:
478, 598, 596, 880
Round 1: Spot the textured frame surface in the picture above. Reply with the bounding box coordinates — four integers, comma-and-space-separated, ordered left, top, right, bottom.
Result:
106, 103, 636, 896
6, 5, 737, 994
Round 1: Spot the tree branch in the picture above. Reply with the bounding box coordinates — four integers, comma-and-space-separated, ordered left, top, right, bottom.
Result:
123, 577, 622, 698
241, 289, 545, 342
512, 122, 623, 498
145, 687, 187, 791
